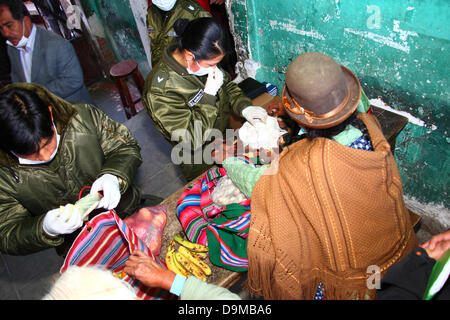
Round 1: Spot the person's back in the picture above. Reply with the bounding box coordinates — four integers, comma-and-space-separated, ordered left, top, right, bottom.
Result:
147, 0, 211, 67
246, 52, 418, 300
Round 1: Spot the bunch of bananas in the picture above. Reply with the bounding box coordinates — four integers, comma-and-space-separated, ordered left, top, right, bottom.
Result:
165, 234, 211, 281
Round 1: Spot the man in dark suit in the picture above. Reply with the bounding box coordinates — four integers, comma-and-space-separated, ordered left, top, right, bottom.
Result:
0, 1, 94, 104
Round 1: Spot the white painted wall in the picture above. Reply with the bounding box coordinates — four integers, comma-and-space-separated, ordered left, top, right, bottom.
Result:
129, 0, 152, 71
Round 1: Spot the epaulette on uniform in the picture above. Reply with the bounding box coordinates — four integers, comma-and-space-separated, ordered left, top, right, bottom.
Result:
152, 71, 168, 89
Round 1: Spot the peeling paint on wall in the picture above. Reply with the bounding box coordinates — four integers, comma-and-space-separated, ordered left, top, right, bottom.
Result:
230, 0, 450, 209
80, 0, 149, 76
129, 0, 151, 74
344, 27, 414, 54
370, 98, 437, 130
227, 0, 251, 79
269, 20, 325, 40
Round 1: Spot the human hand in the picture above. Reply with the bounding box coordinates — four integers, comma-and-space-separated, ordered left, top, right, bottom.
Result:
423, 240, 450, 261
421, 230, 450, 260
43, 204, 83, 237
90, 174, 121, 210
242, 106, 268, 125
204, 67, 224, 96
211, 138, 243, 164
266, 99, 286, 117
124, 250, 176, 290
421, 230, 450, 251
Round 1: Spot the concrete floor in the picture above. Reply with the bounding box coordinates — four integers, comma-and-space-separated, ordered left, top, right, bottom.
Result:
0, 79, 445, 300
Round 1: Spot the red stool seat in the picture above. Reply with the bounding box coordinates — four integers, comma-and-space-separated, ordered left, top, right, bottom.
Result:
109, 60, 144, 119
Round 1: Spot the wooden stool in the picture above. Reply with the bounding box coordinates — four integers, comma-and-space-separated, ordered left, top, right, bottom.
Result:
109, 60, 144, 119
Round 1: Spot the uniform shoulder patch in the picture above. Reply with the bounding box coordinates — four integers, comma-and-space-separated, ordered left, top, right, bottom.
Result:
151, 71, 168, 89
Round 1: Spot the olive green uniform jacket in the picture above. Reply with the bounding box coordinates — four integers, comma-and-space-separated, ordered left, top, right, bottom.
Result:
143, 45, 252, 180
0, 83, 142, 256
147, 0, 211, 67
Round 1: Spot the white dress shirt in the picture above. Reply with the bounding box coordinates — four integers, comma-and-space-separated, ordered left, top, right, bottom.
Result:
17, 24, 37, 82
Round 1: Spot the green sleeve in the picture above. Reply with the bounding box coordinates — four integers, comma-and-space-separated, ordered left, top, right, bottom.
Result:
86, 104, 143, 193
223, 78, 252, 117
180, 276, 241, 300
222, 157, 268, 198
0, 192, 63, 255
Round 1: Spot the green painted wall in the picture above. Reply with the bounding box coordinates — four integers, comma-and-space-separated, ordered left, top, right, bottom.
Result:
79, 0, 149, 75
231, 0, 449, 208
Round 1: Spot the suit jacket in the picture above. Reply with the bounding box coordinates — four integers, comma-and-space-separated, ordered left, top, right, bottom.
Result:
7, 26, 94, 104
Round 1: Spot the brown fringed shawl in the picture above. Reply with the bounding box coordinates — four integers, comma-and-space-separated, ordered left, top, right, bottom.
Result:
247, 113, 418, 300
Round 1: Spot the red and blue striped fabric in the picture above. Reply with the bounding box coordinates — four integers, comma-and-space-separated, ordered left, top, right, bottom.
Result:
206, 203, 251, 270
176, 167, 251, 271
176, 167, 226, 245
61, 210, 172, 300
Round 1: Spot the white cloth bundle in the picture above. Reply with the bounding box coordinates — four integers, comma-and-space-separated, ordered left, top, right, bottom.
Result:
238, 115, 287, 149
211, 175, 247, 208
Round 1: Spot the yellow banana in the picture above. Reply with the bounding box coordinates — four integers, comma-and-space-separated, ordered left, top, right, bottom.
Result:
165, 241, 181, 275
178, 246, 212, 276
174, 251, 207, 281
172, 250, 190, 277
191, 251, 208, 260
173, 234, 209, 253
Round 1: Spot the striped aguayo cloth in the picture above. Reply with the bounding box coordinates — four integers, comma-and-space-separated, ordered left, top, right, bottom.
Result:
60, 210, 172, 300
176, 167, 251, 271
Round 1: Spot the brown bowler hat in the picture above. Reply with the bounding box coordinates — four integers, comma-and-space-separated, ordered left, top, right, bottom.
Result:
282, 52, 361, 129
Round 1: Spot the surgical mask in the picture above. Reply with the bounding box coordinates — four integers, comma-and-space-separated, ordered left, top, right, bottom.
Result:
6, 21, 29, 49
187, 59, 212, 76
14, 123, 61, 165
152, 0, 177, 11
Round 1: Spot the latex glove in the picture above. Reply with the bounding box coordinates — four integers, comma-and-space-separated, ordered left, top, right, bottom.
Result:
242, 106, 268, 125
204, 67, 224, 96
43, 204, 83, 237
90, 174, 121, 210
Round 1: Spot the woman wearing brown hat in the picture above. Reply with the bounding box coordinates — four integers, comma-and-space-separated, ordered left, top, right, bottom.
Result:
215, 52, 418, 299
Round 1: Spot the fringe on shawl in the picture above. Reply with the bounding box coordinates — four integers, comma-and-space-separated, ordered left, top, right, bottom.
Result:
246, 267, 378, 300
246, 250, 277, 299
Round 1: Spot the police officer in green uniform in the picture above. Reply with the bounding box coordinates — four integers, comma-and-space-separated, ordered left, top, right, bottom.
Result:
0, 83, 144, 256
143, 17, 268, 181
147, 0, 211, 67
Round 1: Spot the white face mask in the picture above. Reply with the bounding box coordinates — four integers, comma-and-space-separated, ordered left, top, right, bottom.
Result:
6, 20, 29, 49
15, 123, 60, 165
152, 0, 177, 11
187, 59, 212, 76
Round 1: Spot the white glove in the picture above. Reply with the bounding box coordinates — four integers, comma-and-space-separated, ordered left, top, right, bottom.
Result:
204, 67, 224, 96
242, 106, 268, 125
90, 174, 121, 210
43, 204, 83, 237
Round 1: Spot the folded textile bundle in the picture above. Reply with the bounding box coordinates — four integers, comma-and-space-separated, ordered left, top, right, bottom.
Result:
176, 167, 251, 271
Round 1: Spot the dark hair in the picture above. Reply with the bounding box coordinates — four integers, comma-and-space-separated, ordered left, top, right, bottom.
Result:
174, 17, 229, 61
305, 113, 358, 139
304, 112, 371, 142
0, 88, 53, 155
0, 0, 30, 21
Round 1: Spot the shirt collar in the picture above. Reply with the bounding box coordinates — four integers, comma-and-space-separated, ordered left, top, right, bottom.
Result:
162, 44, 188, 76
20, 24, 36, 54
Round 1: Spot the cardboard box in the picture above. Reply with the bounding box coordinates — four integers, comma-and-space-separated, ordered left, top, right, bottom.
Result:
252, 92, 278, 110
229, 93, 282, 130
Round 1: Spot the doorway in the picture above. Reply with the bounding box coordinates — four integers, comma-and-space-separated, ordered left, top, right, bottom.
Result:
24, 0, 106, 85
